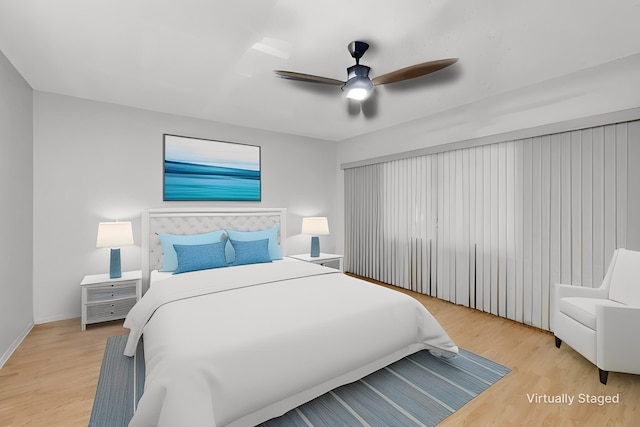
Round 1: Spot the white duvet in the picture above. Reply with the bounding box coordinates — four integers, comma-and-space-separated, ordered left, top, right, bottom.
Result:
123, 258, 458, 427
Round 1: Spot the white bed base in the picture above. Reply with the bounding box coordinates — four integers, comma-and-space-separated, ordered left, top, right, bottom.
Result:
141, 207, 287, 293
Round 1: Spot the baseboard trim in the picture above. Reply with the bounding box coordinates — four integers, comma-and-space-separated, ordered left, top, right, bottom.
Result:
0, 321, 35, 369
34, 312, 78, 325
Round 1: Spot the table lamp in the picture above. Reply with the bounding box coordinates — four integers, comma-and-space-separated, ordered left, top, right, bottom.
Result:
301, 217, 329, 257
96, 221, 134, 278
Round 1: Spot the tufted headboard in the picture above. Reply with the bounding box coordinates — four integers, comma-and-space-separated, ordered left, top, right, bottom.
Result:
141, 207, 287, 293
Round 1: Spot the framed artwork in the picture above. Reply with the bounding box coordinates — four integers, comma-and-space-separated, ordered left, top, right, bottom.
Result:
163, 134, 261, 201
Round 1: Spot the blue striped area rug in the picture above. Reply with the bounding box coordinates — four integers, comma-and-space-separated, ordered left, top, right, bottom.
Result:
259, 348, 510, 427
90, 335, 509, 427
89, 334, 144, 427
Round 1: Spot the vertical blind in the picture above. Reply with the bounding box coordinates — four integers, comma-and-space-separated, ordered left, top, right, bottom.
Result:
345, 121, 634, 330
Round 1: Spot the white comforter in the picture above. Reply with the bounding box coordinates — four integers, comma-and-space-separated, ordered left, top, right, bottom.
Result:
124, 259, 458, 427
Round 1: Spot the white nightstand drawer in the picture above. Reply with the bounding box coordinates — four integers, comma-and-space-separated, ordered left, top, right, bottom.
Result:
86, 282, 137, 302
86, 298, 137, 324
80, 270, 142, 331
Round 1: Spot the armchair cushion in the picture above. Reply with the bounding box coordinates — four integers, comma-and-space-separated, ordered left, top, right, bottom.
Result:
555, 283, 609, 300
559, 297, 628, 330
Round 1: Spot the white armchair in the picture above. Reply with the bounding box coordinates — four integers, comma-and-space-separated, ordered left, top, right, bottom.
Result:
553, 248, 640, 384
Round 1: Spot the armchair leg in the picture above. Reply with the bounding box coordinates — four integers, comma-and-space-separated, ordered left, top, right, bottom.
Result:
599, 369, 609, 385
555, 336, 562, 348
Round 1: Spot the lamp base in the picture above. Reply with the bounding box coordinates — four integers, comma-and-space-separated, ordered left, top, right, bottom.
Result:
310, 236, 320, 258
109, 248, 122, 279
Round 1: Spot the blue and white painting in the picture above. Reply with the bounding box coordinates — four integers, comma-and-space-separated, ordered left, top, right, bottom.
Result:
163, 134, 261, 201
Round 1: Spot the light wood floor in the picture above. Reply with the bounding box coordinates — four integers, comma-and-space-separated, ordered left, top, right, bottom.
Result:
371, 281, 640, 427
0, 319, 127, 427
1, 281, 638, 427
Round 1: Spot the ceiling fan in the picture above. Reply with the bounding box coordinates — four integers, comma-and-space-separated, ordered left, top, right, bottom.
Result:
274, 41, 458, 101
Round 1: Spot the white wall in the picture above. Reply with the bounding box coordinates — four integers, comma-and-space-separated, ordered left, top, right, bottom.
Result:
16, 50, 640, 327
0, 49, 33, 366
337, 53, 640, 165
32, 92, 338, 323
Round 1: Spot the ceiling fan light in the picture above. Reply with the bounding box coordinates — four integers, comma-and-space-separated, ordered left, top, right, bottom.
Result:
346, 87, 370, 101
343, 76, 373, 101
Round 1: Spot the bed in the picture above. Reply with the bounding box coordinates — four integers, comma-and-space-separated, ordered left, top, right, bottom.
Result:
123, 207, 458, 427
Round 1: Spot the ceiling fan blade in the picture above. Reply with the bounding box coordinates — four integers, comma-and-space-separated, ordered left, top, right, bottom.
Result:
372, 58, 458, 86
274, 70, 344, 85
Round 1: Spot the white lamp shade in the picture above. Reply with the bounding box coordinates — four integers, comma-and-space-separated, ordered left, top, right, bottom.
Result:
301, 217, 330, 236
96, 221, 134, 248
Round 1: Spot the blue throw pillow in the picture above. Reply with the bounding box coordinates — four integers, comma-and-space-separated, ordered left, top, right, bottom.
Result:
225, 225, 282, 262
159, 230, 227, 272
230, 239, 272, 266
173, 242, 228, 274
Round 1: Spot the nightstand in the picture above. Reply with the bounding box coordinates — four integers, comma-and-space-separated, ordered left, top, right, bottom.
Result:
289, 253, 344, 272
80, 270, 142, 331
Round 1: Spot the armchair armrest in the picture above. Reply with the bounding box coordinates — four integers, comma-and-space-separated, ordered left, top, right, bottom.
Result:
596, 305, 640, 374
555, 283, 609, 300
551, 284, 609, 330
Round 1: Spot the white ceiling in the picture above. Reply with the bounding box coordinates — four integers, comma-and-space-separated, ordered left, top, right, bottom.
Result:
1, 0, 639, 142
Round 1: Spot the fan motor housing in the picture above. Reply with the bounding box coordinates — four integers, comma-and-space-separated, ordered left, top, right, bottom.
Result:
348, 41, 369, 62
347, 64, 371, 79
